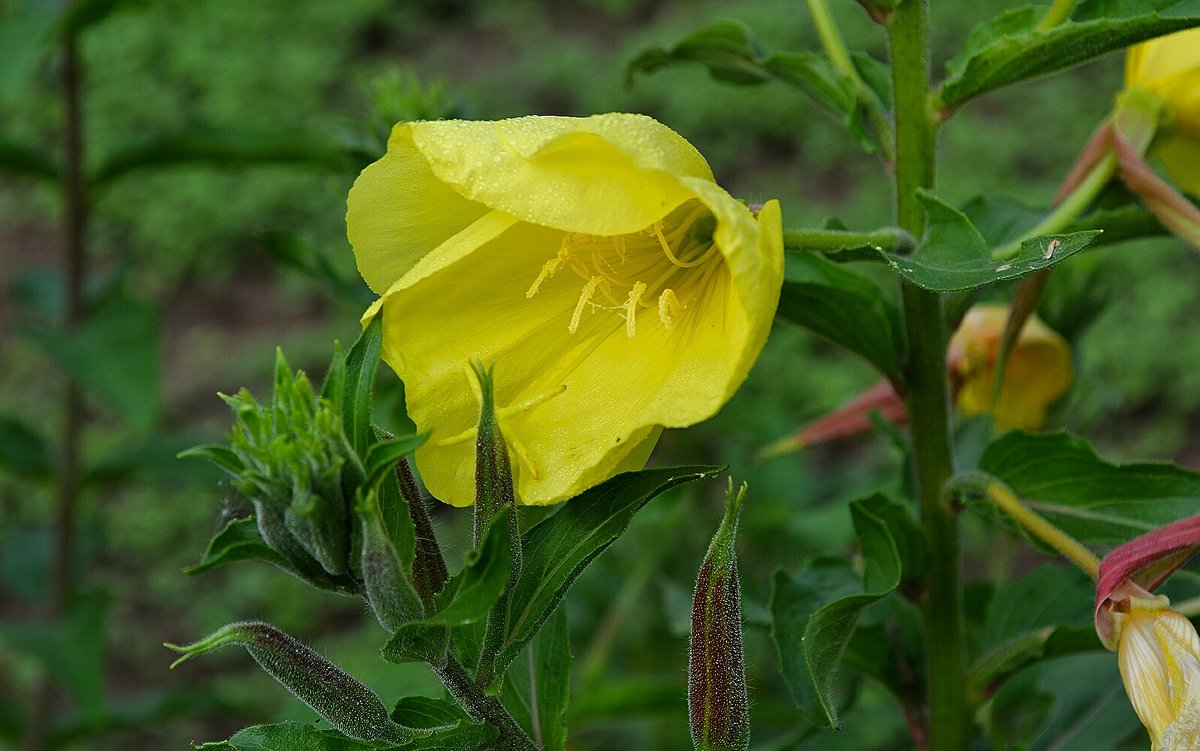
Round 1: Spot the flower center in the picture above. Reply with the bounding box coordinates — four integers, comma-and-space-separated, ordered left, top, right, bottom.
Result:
525, 201, 722, 337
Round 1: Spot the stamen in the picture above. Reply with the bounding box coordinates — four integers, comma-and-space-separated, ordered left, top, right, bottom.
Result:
498, 383, 567, 420
611, 235, 626, 263
592, 245, 622, 284
508, 435, 542, 481
624, 281, 647, 338
658, 289, 683, 329
435, 425, 477, 447
569, 276, 604, 334
526, 254, 564, 298
654, 223, 710, 268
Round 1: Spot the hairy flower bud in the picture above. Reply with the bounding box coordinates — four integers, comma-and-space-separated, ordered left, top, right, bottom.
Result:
689, 481, 750, 751
166, 621, 419, 744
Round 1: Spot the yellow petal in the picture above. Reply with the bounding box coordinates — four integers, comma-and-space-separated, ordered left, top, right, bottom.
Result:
1125, 29, 1200, 200
948, 304, 1073, 431
347, 125, 491, 294
1117, 602, 1200, 750
1158, 134, 1200, 198
407, 114, 715, 237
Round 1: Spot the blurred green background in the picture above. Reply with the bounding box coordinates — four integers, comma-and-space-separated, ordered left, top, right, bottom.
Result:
1, 0, 1197, 748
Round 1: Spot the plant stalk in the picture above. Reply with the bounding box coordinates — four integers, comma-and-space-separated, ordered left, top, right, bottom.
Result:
887, 1, 970, 748
1035, 0, 1077, 31
435, 656, 538, 751
22, 31, 89, 751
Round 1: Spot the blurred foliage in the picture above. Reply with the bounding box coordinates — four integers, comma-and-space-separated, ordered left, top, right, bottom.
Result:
1, 0, 1199, 749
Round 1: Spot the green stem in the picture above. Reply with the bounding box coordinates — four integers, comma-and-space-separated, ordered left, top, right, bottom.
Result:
887, 2, 970, 749
806, 0, 896, 164
1035, 0, 1077, 31
983, 482, 1099, 579
992, 153, 1117, 260
783, 226, 914, 254
22, 31, 88, 751
395, 459, 449, 614
435, 656, 538, 751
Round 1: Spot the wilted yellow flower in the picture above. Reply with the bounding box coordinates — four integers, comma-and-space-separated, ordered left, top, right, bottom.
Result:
1114, 595, 1200, 750
1126, 28, 1200, 196
947, 304, 1072, 431
347, 114, 783, 506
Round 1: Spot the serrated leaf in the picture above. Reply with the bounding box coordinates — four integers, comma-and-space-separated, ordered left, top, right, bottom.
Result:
777, 253, 904, 382
503, 606, 571, 751
183, 516, 290, 576
494, 465, 723, 676
879, 191, 1100, 291
976, 431, 1200, 544
627, 19, 885, 154
971, 566, 1100, 689
938, 0, 1200, 110
769, 495, 902, 728
0, 415, 53, 478
962, 193, 1167, 249
92, 126, 351, 188
19, 295, 160, 429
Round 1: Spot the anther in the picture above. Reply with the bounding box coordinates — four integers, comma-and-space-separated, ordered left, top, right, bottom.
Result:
658, 289, 683, 329
569, 276, 604, 334
624, 281, 647, 338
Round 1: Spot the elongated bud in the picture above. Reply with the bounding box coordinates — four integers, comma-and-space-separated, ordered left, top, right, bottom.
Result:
689, 480, 750, 751
359, 490, 425, 632
470, 362, 521, 575
166, 621, 419, 744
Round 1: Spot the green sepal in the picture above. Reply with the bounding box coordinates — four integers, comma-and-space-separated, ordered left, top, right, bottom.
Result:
360, 491, 426, 634
167, 621, 420, 745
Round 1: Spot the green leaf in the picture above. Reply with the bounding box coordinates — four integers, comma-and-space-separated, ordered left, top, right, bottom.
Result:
344, 317, 383, 459
381, 510, 513, 665
363, 434, 428, 489
627, 19, 884, 154
963, 193, 1168, 249
495, 465, 723, 676
0, 137, 59, 181
198, 715, 498, 751
0, 3, 59, 103
0, 415, 53, 479
938, 1, 1200, 110
195, 722, 379, 751
879, 191, 1099, 291
92, 126, 352, 188
976, 431, 1200, 544
20, 296, 160, 429
183, 516, 290, 576
390, 697, 500, 749
503, 605, 572, 751
777, 253, 904, 382
770, 495, 902, 728
971, 566, 1099, 690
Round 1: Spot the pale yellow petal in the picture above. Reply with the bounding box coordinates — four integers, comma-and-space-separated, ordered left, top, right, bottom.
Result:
408, 114, 714, 237
347, 125, 491, 294
1118, 607, 1200, 750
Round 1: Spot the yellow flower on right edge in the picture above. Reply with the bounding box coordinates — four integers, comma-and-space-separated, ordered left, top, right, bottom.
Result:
947, 304, 1073, 431
1114, 595, 1200, 750
1126, 28, 1200, 197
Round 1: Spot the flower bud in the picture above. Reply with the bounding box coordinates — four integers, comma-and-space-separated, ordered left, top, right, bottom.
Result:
948, 304, 1072, 431
166, 621, 419, 744
688, 480, 750, 751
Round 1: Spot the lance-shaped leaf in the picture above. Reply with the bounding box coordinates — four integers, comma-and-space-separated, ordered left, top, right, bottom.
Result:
770, 495, 902, 728
166, 621, 419, 745
689, 482, 749, 751
777, 253, 904, 382
183, 516, 291, 578
360, 491, 425, 634
977, 432, 1200, 545
494, 466, 724, 678
878, 191, 1100, 292
937, 1, 1200, 111
502, 605, 572, 751
627, 19, 890, 155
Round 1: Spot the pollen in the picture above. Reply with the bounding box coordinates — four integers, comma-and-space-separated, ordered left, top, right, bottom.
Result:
658, 289, 683, 329
624, 281, 647, 338
569, 276, 604, 334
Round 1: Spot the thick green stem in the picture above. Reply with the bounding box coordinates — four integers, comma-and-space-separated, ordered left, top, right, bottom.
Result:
783, 226, 914, 254
435, 656, 537, 751
887, 2, 970, 748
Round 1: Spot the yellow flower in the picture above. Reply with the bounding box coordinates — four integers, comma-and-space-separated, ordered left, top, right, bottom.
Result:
1114, 595, 1200, 750
947, 304, 1072, 431
346, 114, 783, 507
1126, 28, 1200, 196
